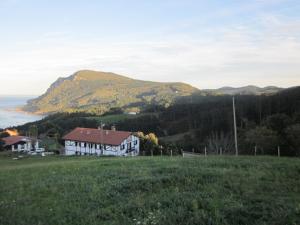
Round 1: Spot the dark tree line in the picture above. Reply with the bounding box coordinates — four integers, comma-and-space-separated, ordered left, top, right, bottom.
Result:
117, 87, 300, 156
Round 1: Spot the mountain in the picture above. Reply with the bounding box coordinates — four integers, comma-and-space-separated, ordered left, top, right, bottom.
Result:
204, 85, 283, 95
22, 70, 199, 114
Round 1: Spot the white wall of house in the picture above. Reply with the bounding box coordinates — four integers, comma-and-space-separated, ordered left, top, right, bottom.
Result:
64, 135, 140, 156
11, 140, 43, 153
11, 141, 32, 152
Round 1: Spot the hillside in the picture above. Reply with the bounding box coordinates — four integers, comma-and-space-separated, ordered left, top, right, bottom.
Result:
22, 70, 199, 114
15, 86, 300, 156
203, 85, 283, 95
0, 155, 299, 225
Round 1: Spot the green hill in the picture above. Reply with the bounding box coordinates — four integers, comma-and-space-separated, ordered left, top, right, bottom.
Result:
203, 85, 283, 95
0, 155, 299, 225
22, 70, 199, 114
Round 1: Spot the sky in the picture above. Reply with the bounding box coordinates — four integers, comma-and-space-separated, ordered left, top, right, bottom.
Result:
0, 0, 300, 95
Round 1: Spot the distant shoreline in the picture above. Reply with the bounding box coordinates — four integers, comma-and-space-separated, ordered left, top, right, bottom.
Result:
14, 106, 46, 116
0, 105, 45, 117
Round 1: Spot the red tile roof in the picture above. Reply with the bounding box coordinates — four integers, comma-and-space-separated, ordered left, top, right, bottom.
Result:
2, 136, 31, 146
62, 127, 132, 146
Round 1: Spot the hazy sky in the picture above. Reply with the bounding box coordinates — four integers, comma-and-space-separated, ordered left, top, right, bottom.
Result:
0, 0, 300, 95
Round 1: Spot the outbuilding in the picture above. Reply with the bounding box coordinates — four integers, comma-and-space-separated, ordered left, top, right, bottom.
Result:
2, 136, 42, 152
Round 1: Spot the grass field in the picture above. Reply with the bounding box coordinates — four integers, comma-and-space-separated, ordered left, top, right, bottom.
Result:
85, 114, 142, 124
0, 154, 299, 225
85, 112, 157, 124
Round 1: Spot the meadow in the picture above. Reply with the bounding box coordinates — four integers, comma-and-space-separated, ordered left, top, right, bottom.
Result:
85, 113, 141, 124
0, 154, 299, 225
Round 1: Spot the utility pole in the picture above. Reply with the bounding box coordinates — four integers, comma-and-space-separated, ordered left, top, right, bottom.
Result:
233, 96, 238, 156
99, 121, 105, 155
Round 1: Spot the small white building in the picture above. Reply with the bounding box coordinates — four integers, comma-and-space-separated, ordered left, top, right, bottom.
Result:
63, 127, 140, 156
2, 136, 44, 153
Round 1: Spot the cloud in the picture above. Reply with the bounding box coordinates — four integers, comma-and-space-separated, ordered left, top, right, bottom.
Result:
0, 8, 300, 94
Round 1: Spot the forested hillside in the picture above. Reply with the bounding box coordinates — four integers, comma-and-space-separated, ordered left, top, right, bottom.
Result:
14, 87, 300, 156
117, 87, 300, 156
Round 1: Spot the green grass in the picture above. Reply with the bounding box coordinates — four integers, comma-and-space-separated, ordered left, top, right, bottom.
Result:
0, 154, 299, 225
85, 114, 141, 124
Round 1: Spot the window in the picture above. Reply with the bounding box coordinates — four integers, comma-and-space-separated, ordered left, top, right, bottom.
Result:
134, 140, 138, 145
121, 144, 125, 150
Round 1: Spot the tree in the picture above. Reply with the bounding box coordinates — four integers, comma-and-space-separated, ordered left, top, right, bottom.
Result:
28, 125, 38, 139
264, 114, 291, 135
0, 131, 10, 138
207, 131, 234, 154
145, 133, 159, 146
103, 107, 123, 116
0, 138, 4, 151
136, 132, 159, 155
285, 124, 300, 156
245, 126, 279, 155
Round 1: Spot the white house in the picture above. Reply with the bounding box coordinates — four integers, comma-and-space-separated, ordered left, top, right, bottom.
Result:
62, 127, 140, 156
2, 136, 44, 153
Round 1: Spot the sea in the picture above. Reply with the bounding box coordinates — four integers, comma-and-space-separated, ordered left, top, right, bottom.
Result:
0, 96, 43, 129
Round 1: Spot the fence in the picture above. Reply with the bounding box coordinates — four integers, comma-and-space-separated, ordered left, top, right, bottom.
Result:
182, 151, 205, 157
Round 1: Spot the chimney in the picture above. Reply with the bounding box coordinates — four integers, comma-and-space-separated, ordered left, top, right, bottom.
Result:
98, 122, 105, 130
111, 125, 116, 131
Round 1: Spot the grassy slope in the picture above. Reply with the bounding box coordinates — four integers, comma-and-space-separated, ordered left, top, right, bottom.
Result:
85, 113, 145, 124
23, 70, 198, 114
0, 155, 299, 225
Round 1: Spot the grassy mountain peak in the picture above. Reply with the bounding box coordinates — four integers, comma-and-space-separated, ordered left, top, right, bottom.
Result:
72, 70, 133, 81
23, 70, 199, 114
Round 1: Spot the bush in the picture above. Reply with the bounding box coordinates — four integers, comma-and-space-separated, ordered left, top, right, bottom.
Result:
137, 132, 160, 155
285, 124, 300, 156
0, 132, 10, 138
245, 126, 279, 155
0, 139, 4, 151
